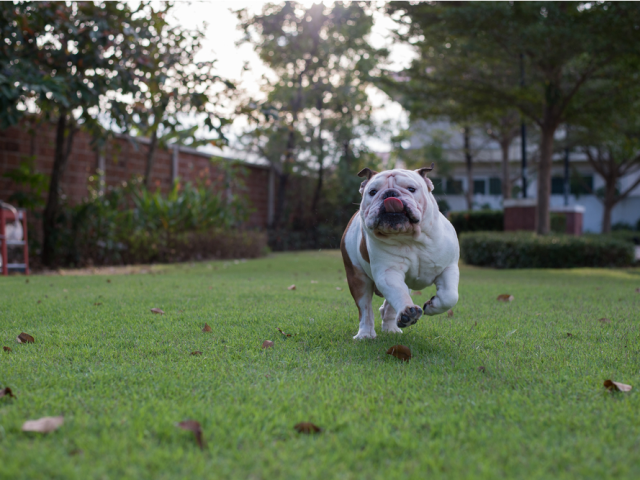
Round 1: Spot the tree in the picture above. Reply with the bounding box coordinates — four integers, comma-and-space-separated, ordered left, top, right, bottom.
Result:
236, 2, 385, 231
127, 10, 234, 188
387, 1, 640, 234
1, 2, 163, 266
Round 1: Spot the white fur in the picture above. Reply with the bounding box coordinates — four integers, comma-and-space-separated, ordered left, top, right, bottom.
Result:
344, 168, 460, 339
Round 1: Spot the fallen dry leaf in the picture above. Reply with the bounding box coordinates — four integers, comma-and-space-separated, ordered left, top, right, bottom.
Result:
22, 416, 64, 433
202, 323, 212, 332
0, 387, 15, 399
25, 279, 29, 283
191, 351, 202, 356
277, 327, 292, 337
497, 294, 514, 302
150, 308, 165, 315
176, 420, 204, 450
294, 422, 322, 434
412, 290, 422, 296
16, 332, 34, 344
94, 302, 102, 306
106, 279, 111, 283
603, 380, 632, 392
635, 288, 640, 293
567, 333, 573, 337
478, 366, 486, 372
386, 345, 412, 362
3, 346, 11, 352
262, 340, 274, 349
336, 287, 342, 291
598, 318, 611, 324
288, 284, 296, 290
68, 449, 83, 456
37, 300, 41, 304
447, 309, 454, 317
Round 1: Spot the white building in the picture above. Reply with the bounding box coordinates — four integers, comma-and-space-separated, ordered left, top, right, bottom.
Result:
403, 119, 640, 233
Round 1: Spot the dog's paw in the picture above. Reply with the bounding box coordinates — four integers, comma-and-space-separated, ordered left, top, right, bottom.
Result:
396, 305, 423, 328
353, 329, 377, 340
381, 321, 403, 334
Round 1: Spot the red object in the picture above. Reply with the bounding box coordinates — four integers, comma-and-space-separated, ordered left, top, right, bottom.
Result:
504, 199, 537, 232
0, 208, 29, 276
384, 197, 404, 213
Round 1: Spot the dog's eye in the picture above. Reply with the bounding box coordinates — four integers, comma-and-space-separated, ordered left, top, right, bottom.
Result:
408, 187, 416, 193
369, 189, 377, 196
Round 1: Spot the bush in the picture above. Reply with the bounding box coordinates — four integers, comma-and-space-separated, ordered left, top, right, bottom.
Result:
587, 231, 640, 246
55, 178, 265, 267
460, 231, 635, 268
448, 210, 503, 234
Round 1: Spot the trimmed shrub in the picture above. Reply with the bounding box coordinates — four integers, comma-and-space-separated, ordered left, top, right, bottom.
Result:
460, 231, 634, 268
448, 210, 503, 234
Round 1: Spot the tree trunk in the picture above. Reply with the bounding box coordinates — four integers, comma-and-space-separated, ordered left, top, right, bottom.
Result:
601, 179, 617, 233
536, 127, 555, 235
144, 129, 158, 189
311, 108, 325, 217
463, 127, 473, 210
272, 172, 289, 230
500, 140, 512, 199
42, 111, 76, 266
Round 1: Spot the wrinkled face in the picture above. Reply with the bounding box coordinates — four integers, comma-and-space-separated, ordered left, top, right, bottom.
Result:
359, 169, 433, 236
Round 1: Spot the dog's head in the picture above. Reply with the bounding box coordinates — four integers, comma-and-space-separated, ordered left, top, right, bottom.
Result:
358, 164, 435, 236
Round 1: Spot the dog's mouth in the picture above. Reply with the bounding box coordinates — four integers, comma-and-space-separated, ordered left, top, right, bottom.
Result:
378, 198, 420, 224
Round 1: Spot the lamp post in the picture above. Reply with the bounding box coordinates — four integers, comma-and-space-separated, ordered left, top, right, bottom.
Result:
520, 53, 527, 199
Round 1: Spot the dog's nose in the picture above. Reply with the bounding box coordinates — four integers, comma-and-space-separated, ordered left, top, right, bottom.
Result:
382, 190, 400, 199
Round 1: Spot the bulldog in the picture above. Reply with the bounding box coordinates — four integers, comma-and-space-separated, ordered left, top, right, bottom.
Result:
340, 164, 460, 339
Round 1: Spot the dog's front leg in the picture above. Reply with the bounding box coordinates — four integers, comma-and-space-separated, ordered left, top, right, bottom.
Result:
375, 268, 423, 329
423, 264, 460, 315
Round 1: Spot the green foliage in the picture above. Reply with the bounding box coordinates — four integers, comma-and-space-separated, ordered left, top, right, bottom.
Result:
448, 210, 504, 234
550, 213, 567, 234
460, 232, 634, 268
54, 178, 252, 267
2, 156, 49, 210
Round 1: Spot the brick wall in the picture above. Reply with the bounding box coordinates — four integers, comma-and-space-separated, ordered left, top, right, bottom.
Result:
0, 121, 271, 228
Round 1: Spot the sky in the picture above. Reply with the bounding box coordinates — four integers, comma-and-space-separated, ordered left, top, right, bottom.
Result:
166, 0, 416, 155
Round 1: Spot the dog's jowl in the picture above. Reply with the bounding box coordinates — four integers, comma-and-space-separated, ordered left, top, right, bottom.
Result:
340, 164, 460, 339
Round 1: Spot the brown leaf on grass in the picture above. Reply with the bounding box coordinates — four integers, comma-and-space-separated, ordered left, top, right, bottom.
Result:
150, 308, 165, 315
294, 422, 322, 434
94, 302, 102, 306
336, 287, 342, 291
447, 309, 454, 317
22, 416, 64, 433
3, 346, 11, 352
16, 332, 34, 344
191, 351, 202, 356
262, 340, 274, 349
478, 366, 486, 372
288, 285, 296, 290
386, 345, 412, 362
412, 290, 422, 296
0, 387, 15, 399
25, 279, 29, 284
176, 420, 204, 450
635, 288, 640, 293
603, 380, 632, 392
202, 323, 212, 332
567, 333, 573, 337
106, 279, 111, 283
277, 327, 292, 337
497, 294, 514, 302
37, 300, 41, 304
598, 318, 611, 324
69, 449, 83, 456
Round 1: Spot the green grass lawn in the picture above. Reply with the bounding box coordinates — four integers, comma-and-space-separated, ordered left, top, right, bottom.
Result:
1, 251, 640, 479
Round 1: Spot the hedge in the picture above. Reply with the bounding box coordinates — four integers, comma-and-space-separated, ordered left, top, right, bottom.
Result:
460, 232, 635, 268
448, 210, 503, 234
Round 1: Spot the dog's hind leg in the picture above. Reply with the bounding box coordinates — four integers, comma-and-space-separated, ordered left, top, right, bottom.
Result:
380, 300, 402, 333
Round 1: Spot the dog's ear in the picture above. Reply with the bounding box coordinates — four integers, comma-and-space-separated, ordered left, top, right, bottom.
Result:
358, 168, 378, 195
415, 163, 435, 192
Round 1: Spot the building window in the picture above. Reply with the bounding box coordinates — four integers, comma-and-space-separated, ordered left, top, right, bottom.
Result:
446, 178, 463, 195
473, 179, 486, 195
431, 177, 444, 195
551, 177, 565, 195
489, 177, 502, 195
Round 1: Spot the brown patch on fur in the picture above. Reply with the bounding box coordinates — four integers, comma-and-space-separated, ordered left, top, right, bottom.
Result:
341, 212, 369, 313
359, 228, 370, 263
373, 284, 383, 297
